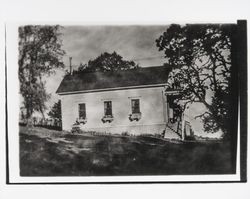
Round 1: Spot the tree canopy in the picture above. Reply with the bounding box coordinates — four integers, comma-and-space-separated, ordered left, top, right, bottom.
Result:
156, 24, 234, 135
75, 51, 139, 73
19, 25, 65, 119
48, 100, 62, 123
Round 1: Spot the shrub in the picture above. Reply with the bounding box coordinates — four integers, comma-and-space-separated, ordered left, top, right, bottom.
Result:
121, 132, 129, 136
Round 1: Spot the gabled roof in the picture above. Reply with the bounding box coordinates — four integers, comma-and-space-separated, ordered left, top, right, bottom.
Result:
56, 66, 170, 95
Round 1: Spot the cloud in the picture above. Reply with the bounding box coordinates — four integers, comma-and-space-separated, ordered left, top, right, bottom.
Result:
61, 25, 168, 69
45, 25, 169, 110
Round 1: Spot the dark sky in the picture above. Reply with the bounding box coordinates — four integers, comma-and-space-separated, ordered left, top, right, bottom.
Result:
46, 25, 169, 110
61, 25, 168, 69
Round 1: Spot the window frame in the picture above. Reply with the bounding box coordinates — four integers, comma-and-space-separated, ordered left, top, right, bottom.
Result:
104, 101, 112, 116
78, 103, 86, 119
131, 99, 140, 114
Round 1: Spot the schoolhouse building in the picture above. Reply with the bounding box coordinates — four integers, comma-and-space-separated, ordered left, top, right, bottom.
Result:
56, 66, 191, 140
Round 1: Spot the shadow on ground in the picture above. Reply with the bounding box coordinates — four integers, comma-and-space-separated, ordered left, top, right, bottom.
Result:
19, 126, 235, 176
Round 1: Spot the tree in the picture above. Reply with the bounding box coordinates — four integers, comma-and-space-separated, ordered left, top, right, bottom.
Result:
19, 25, 65, 122
156, 24, 234, 135
77, 62, 88, 72
75, 51, 139, 73
48, 100, 62, 124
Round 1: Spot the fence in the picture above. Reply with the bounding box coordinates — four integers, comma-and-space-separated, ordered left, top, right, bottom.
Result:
19, 117, 62, 131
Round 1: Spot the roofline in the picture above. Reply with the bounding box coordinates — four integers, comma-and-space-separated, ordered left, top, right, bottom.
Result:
165, 90, 180, 94
57, 83, 168, 96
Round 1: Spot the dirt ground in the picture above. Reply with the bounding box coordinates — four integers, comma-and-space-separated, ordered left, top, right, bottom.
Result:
19, 126, 235, 176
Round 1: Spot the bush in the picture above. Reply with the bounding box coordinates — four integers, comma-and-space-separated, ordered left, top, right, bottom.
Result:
121, 132, 129, 136
71, 125, 81, 134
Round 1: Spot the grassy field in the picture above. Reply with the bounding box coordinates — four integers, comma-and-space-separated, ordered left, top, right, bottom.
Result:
19, 126, 235, 176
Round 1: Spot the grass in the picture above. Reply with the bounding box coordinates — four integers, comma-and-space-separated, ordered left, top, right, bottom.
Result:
19, 126, 236, 176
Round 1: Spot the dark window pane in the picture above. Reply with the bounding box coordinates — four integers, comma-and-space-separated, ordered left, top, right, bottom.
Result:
104, 101, 112, 116
131, 99, 140, 114
79, 103, 86, 119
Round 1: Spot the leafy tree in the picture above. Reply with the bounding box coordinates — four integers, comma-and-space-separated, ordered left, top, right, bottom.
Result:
48, 100, 62, 123
19, 25, 65, 122
75, 51, 139, 73
77, 62, 88, 72
156, 24, 234, 135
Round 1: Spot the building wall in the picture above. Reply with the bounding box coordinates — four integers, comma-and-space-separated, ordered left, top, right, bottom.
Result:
60, 86, 168, 135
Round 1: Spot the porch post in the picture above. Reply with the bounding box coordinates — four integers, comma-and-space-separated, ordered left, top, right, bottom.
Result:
162, 91, 167, 123
181, 112, 185, 140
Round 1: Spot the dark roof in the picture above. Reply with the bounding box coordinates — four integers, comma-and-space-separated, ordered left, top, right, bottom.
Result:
56, 66, 170, 94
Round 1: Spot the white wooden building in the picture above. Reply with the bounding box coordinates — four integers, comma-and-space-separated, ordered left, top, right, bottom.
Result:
56, 66, 187, 139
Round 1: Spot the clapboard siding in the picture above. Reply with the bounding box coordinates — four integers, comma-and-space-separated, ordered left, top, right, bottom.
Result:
60, 86, 168, 135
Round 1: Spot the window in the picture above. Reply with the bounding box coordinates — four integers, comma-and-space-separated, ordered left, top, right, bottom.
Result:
78, 103, 86, 119
131, 99, 140, 114
104, 101, 112, 116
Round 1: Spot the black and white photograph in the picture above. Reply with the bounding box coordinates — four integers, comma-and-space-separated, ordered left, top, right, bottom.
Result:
1, 0, 249, 199
13, 22, 244, 179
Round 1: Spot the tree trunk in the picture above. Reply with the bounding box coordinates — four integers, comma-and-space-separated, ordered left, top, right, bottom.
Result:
26, 117, 33, 127
26, 109, 34, 127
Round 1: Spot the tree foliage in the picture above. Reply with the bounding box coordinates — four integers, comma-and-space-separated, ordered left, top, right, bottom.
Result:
156, 24, 233, 134
48, 100, 62, 122
76, 51, 139, 73
19, 25, 65, 119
